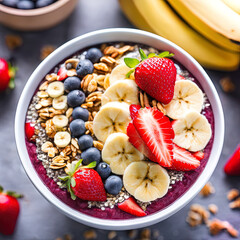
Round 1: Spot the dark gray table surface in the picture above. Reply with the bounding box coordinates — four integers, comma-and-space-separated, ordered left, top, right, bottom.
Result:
0, 1, 239, 239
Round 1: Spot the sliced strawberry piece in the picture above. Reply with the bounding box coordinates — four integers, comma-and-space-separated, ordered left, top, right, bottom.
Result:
129, 104, 141, 120
57, 66, 68, 81
170, 144, 200, 171
25, 122, 35, 141
192, 151, 205, 161
118, 197, 146, 217
133, 107, 174, 167
224, 145, 240, 176
127, 122, 158, 163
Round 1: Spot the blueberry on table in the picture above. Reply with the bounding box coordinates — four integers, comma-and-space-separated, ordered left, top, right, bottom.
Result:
72, 107, 89, 121
105, 175, 123, 195
64, 76, 81, 92
81, 147, 101, 165
17, 0, 34, 9
67, 90, 85, 107
78, 135, 93, 151
2, 0, 18, 7
69, 119, 85, 138
36, 0, 54, 8
76, 59, 94, 78
97, 162, 111, 180
85, 48, 103, 64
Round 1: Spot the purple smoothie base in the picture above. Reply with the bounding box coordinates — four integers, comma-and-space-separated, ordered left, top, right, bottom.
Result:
25, 106, 214, 220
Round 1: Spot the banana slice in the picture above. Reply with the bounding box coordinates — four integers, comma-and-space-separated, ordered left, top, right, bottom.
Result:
93, 102, 131, 142
164, 80, 204, 119
54, 131, 71, 148
52, 95, 67, 110
47, 81, 64, 98
102, 133, 144, 175
102, 80, 139, 106
52, 115, 68, 128
123, 161, 170, 202
172, 111, 212, 152
109, 64, 132, 85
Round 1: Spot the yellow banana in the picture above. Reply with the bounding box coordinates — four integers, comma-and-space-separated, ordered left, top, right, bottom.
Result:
167, 0, 240, 53
222, 0, 240, 14
130, 0, 239, 70
179, 0, 240, 41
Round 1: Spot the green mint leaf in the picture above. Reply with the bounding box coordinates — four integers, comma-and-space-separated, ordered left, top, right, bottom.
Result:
139, 48, 147, 61
148, 53, 157, 58
71, 178, 76, 188
124, 58, 139, 68
126, 69, 135, 79
158, 51, 174, 58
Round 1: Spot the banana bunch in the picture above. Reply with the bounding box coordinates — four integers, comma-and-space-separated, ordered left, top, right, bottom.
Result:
119, 0, 240, 71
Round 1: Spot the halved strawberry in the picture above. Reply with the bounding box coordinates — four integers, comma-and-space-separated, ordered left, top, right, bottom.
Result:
192, 151, 205, 161
224, 145, 240, 176
170, 144, 200, 171
129, 104, 141, 120
25, 122, 35, 141
118, 197, 146, 217
57, 66, 68, 81
127, 122, 158, 163
133, 107, 174, 167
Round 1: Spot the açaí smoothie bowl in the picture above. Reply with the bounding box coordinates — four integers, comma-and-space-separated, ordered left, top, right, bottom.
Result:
15, 29, 224, 230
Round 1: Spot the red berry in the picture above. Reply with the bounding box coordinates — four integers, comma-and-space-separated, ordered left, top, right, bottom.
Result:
25, 122, 35, 141
170, 144, 200, 171
72, 168, 107, 201
129, 104, 141, 120
118, 197, 146, 217
192, 151, 205, 161
0, 188, 22, 235
135, 57, 176, 104
57, 66, 68, 81
224, 145, 240, 176
0, 58, 10, 92
133, 107, 174, 167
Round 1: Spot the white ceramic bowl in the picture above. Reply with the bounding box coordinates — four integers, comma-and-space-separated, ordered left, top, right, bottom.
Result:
15, 28, 224, 230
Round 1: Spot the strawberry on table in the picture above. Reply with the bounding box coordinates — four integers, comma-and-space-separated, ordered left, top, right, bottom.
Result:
0, 186, 23, 235
118, 197, 146, 217
132, 107, 174, 167
59, 160, 107, 201
170, 144, 200, 171
0, 58, 17, 92
124, 49, 176, 104
224, 145, 240, 176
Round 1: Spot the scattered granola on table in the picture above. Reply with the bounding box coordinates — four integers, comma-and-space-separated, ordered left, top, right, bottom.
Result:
5, 34, 23, 50
199, 182, 215, 197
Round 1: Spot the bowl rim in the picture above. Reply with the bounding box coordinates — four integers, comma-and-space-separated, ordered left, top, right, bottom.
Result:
0, 0, 70, 16
15, 28, 224, 230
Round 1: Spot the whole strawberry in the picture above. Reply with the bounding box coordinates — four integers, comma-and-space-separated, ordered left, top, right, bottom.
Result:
124, 50, 176, 104
59, 160, 107, 201
0, 186, 22, 235
0, 58, 16, 92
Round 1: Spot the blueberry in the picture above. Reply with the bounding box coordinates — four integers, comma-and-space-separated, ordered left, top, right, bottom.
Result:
76, 59, 94, 78
69, 119, 85, 138
17, 0, 34, 9
64, 76, 81, 92
85, 48, 103, 64
72, 107, 89, 121
104, 175, 123, 195
97, 162, 111, 180
67, 90, 85, 107
81, 147, 101, 165
78, 135, 93, 151
2, 0, 18, 7
36, 0, 54, 8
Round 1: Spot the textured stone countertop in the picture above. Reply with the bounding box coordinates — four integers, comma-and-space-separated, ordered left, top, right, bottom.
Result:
0, 0, 239, 239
